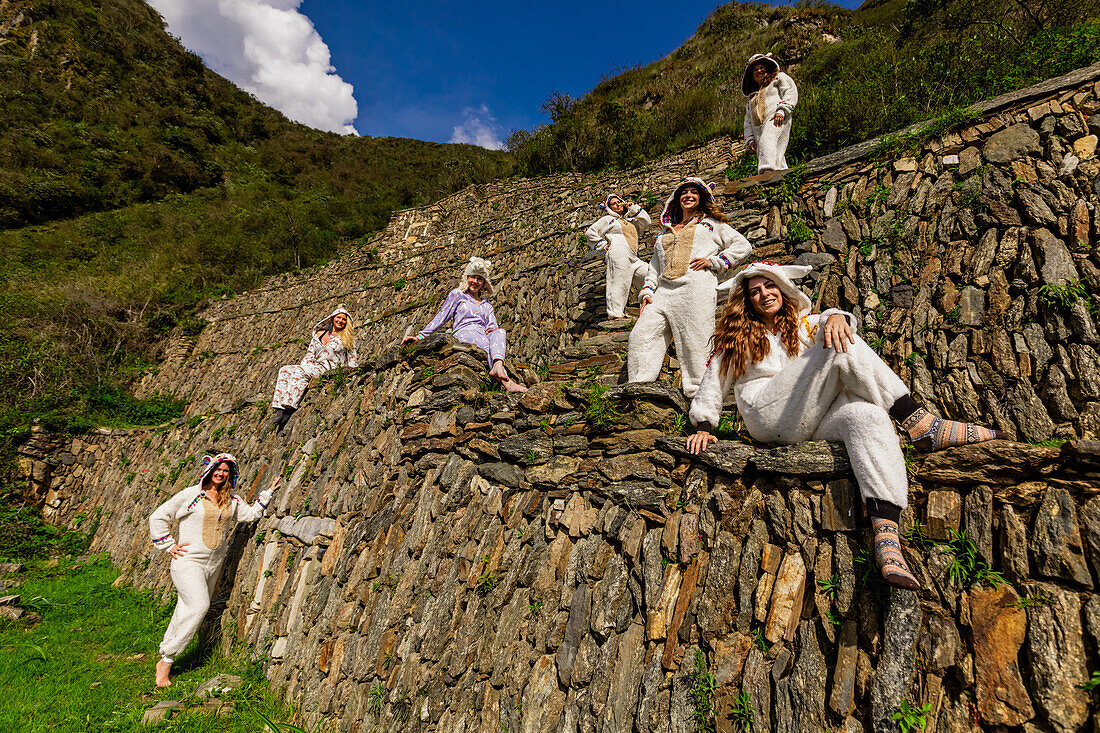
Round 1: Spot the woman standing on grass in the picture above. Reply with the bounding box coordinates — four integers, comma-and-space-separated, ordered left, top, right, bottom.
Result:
401, 256, 527, 393
270, 305, 358, 432
627, 177, 752, 397
742, 53, 798, 173
685, 262, 1004, 590
585, 193, 652, 319
148, 454, 276, 687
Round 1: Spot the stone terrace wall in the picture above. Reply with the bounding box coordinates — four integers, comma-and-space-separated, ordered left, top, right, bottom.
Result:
22, 64, 1100, 732
130, 136, 751, 416
37, 337, 1100, 732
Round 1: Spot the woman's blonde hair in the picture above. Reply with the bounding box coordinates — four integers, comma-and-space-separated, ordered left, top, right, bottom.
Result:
711, 278, 801, 380
336, 317, 354, 351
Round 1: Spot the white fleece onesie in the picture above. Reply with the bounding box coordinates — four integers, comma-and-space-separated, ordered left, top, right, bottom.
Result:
688, 264, 911, 508
627, 180, 752, 397
585, 198, 652, 319
149, 454, 271, 661
743, 71, 798, 173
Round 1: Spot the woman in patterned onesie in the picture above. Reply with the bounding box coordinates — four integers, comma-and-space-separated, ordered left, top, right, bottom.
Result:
270, 305, 358, 431
742, 53, 798, 173
149, 453, 277, 686
402, 256, 527, 393
585, 193, 652, 319
627, 178, 753, 397
685, 262, 1004, 590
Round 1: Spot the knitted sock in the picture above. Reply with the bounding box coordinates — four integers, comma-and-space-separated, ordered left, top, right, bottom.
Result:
901, 407, 1003, 453
871, 517, 920, 591
889, 396, 1003, 453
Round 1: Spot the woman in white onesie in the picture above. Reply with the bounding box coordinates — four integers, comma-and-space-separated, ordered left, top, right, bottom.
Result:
626, 178, 752, 397
271, 305, 358, 431
585, 194, 652, 319
686, 263, 1003, 589
149, 453, 277, 686
742, 53, 798, 173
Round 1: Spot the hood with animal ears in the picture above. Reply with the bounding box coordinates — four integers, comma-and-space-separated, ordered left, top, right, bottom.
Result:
602, 193, 627, 217
717, 261, 814, 314
742, 52, 780, 96
659, 177, 718, 228
461, 256, 495, 297
199, 453, 239, 489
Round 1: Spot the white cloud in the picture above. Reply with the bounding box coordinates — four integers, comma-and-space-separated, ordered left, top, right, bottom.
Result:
150, 0, 358, 134
449, 105, 505, 150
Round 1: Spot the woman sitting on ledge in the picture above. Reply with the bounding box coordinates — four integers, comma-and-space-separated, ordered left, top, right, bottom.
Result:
271, 305, 358, 432
686, 262, 1004, 590
401, 256, 527, 393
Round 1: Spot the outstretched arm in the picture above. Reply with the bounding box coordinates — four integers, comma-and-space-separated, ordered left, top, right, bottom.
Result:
403, 290, 462, 344
236, 477, 279, 523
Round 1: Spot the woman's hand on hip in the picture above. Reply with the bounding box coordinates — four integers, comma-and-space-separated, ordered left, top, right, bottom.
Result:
169, 543, 189, 559
687, 431, 718, 455
823, 314, 854, 353
639, 296, 653, 314
748, 140, 757, 152
689, 258, 712, 272
772, 111, 785, 127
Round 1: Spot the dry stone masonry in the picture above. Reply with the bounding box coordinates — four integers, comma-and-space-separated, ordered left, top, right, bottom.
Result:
20, 64, 1100, 731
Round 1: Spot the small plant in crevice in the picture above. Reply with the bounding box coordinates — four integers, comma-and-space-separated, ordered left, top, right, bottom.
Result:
943, 528, 1006, 589
391, 688, 412, 722
687, 649, 717, 733
368, 681, 385, 714
1039, 280, 1087, 311
476, 571, 499, 596
672, 412, 688, 434
583, 383, 621, 429
751, 628, 770, 653
785, 216, 812, 244
817, 573, 840, 601
1081, 670, 1100, 691
728, 690, 753, 732
891, 699, 931, 732
1009, 593, 1054, 610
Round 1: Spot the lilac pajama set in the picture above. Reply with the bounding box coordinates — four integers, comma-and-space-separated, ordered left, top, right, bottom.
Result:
417, 288, 508, 365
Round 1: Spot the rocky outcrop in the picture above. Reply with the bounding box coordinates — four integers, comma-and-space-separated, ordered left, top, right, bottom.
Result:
27, 64, 1100, 732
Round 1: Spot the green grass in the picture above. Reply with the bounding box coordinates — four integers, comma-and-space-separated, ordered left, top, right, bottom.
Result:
0, 557, 301, 732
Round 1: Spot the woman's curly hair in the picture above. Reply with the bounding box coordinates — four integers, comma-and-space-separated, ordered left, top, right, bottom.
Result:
666, 183, 730, 226
711, 277, 802, 380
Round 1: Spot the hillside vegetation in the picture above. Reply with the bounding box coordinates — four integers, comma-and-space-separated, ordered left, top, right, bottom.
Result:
0, 0, 511, 474
508, 0, 1100, 174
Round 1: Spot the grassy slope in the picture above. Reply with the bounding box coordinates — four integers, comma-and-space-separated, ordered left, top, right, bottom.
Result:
508, 0, 1100, 174
0, 558, 299, 732
0, 0, 513, 462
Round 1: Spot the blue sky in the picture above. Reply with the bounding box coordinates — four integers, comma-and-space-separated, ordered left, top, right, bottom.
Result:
152, 0, 862, 145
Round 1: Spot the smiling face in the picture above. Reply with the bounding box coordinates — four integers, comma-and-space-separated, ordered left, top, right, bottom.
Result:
332, 313, 348, 331
678, 186, 701, 213
746, 276, 784, 321
607, 197, 625, 215
466, 275, 486, 295
209, 462, 231, 489
752, 62, 772, 85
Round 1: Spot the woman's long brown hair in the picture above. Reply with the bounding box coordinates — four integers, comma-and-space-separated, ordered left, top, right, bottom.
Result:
711, 279, 802, 380
667, 183, 730, 225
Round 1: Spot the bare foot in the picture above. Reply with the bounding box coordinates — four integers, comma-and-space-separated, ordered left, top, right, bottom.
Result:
155, 658, 173, 687
488, 362, 509, 381
502, 378, 528, 393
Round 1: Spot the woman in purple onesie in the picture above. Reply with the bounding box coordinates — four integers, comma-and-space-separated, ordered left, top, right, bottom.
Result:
402, 257, 528, 393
